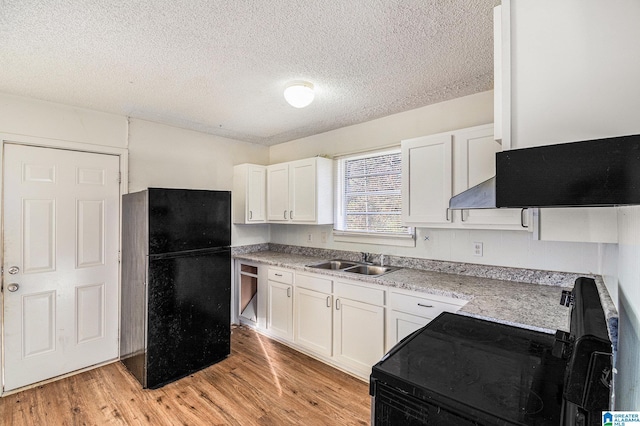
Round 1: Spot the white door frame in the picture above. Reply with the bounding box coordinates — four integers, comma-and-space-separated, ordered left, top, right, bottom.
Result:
0, 133, 128, 394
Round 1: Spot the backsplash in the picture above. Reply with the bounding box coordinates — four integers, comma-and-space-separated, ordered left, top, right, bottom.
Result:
232, 243, 589, 287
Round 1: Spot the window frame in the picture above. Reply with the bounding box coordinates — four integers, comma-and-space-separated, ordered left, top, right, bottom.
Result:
333, 148, 415, 247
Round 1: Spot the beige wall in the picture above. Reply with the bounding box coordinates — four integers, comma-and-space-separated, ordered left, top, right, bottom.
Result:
269, 91, 494, 163
268, 91, 607, 274
128, 118, 268, 192
0, 93, 271, 246
127, 118, 271, 246
0, 92, 127, 148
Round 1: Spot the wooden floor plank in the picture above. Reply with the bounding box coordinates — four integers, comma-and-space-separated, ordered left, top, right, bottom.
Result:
1, 326, 370, 425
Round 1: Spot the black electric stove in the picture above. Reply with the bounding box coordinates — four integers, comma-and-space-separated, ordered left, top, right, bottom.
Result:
370, 277, 613, 426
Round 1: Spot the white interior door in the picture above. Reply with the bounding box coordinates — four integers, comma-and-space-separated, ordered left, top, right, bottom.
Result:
3, 144, 120, 392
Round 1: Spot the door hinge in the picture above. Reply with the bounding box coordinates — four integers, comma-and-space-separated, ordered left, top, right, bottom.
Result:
118, 251, 121, 263
118, 172, 122, 184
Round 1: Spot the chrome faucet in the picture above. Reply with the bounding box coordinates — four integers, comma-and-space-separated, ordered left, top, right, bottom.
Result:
361, 252, 374, 264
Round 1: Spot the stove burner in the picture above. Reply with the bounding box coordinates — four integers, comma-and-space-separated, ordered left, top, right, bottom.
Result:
481, 380, 544, 415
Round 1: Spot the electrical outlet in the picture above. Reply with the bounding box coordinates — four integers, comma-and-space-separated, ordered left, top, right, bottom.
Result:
307, 233, 313, 242
321, 231, 327, 243
473, 242, 483, 257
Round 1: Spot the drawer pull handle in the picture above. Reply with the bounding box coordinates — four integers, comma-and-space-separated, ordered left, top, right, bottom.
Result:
274, 273, 283, 277
417, 303, 434, 308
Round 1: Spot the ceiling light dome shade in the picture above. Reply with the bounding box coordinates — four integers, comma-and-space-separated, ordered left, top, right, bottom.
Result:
284, 81, 315, 108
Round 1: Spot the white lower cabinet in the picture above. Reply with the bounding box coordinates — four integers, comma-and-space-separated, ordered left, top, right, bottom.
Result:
333, 280, 386, 377
386, 289, 468, 351
333, 296, 385, 377
257, 266, 468, 380
266, 268, 294, 340
387, 310, 430, 350
294, 273, 333, 357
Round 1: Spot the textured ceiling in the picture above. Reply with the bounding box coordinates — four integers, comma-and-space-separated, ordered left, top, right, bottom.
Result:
0, 0, 499, 146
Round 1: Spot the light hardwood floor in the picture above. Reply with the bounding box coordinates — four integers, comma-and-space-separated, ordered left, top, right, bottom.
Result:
1, 325, 370, 425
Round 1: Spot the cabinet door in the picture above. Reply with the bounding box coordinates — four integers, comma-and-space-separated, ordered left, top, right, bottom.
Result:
453, 125, 528, 230
247, 165, 266, 222
266, 164, 290, 222
333, 297, 385, 376
289, 159, 316, 222
508, 1, 640, 150
294, 287, 332, 357
386, 310, 430, 352
267, 280, 293, 340
401, 134, 453, 225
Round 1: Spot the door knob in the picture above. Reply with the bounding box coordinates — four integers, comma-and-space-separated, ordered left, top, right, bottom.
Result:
8, 266, 20, 275
7, 283, 19, 292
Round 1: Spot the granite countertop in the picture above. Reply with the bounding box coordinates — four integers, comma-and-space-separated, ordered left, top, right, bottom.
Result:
233, 250, 575, 334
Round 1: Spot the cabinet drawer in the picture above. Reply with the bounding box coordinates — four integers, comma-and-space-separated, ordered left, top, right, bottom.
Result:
268, 268, 293, 284
335, 281, 384, 306
296, 273, 332, 293
389, 291, 466, 319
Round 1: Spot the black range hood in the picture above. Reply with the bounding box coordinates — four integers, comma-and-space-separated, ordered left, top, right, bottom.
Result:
449, 134, 640, 209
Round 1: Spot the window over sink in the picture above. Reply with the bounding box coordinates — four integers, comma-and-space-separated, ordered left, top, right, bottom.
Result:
334, 149, 414, 247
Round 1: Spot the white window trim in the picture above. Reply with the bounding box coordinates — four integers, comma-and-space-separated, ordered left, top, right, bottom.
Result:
333, 147, 415, 247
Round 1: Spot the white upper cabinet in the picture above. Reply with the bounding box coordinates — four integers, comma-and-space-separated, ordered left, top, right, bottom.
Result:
289, 159, 317, 222
266, 163, 290, 221
402, 124, 531, 230
501, 0, 640, 149
453, 125, 530, 230
493, 0, 638, 242
266, 157, 334, 224
233, 164, 267, 224
401, 133, 453, 225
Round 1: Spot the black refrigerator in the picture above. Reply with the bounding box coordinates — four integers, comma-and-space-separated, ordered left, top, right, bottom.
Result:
120, 188, 231, 389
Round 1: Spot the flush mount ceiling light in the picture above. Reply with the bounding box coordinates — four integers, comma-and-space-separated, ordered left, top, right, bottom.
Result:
284, 81, 315, 108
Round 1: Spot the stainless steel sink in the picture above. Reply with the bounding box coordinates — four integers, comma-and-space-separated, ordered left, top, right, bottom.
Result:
342, 265, 396, 275
307, 259, 400, 276
307, 260, 357, 270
